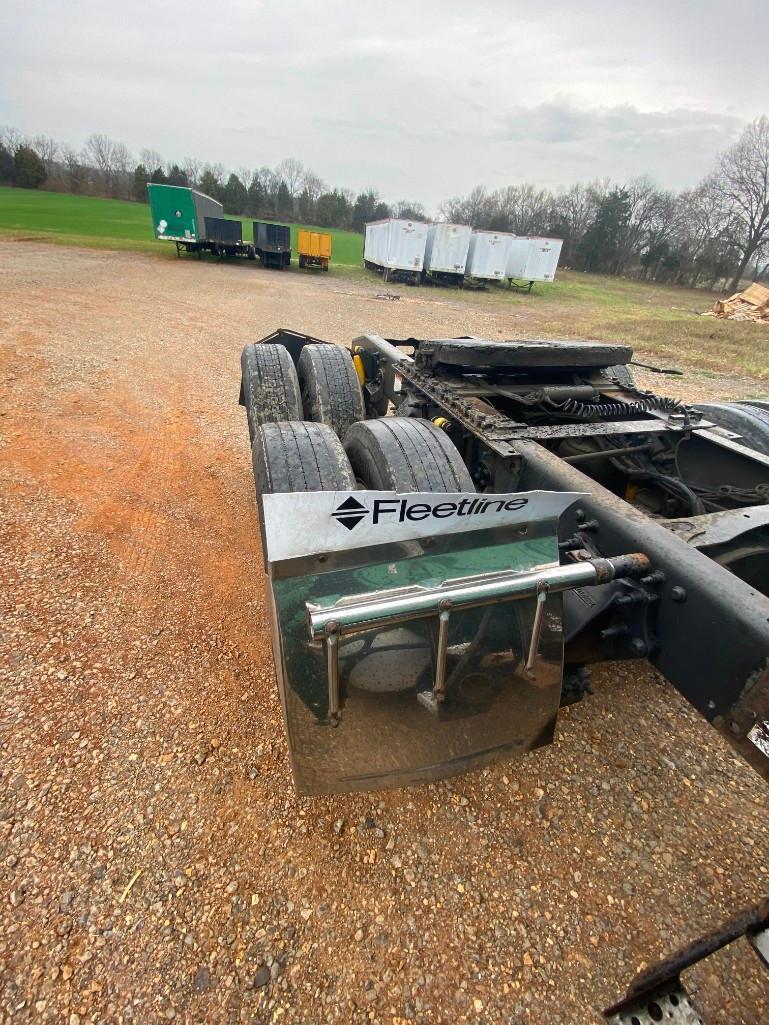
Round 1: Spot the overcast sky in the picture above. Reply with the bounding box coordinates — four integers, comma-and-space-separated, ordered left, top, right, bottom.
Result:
1, 0, 766, 211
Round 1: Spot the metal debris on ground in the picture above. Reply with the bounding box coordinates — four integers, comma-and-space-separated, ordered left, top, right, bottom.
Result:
703, 282, 769, 322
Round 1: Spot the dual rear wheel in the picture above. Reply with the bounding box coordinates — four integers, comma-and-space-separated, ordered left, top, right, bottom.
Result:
252, 418, 473, 500
241, 340, 473, 500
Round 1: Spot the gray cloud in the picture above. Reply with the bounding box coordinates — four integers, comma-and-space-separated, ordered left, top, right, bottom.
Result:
0, 0, 764, 210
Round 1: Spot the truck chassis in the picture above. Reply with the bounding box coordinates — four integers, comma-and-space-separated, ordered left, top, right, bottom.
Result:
351, 332, 769, 782
240, 328, 769, 1021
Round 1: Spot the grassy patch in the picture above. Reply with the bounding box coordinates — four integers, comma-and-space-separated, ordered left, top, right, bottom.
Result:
0, 186, 364, 264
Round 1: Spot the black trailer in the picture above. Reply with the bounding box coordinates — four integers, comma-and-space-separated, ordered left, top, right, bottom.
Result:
253, 222, 291, 269
201, 216, 256, 259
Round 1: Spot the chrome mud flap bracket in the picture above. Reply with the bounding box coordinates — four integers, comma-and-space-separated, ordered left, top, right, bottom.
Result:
261, 489, 648, 794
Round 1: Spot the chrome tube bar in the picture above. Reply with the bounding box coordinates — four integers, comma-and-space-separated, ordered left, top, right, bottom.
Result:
308, 555, 647, 641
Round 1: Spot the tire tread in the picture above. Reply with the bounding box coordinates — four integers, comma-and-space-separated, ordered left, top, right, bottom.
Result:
241, 343, 303, 442
297, 344, 365, 439
344, 418, 474, 492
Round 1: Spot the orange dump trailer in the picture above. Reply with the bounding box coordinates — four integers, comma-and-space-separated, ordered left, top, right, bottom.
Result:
297, 229, 332, 271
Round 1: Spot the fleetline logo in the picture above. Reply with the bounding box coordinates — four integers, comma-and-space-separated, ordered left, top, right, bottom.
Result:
331, 494, 529, 531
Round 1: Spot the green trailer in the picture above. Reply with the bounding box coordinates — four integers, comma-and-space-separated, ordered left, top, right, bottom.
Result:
146, 183, 254, 259
147, 184, 221, 243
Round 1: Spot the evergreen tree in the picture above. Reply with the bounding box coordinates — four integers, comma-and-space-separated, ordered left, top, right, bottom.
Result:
199, 170, 221, 201
352, 189, 380, 232
133, 163, 150, 202
247, 177, 264, 217
0, 143, 13, 184
13, 145, 46, 189
166, 164, 189, 187
276, 181, 292, 219
315, 190, 351, 228
579, 188, 631, 273
222, 173, 247, 214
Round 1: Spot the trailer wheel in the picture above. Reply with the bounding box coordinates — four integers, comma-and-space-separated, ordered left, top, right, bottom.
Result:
297, 344, 365, 440
241, 343, 303, 443
344, 418, 474, 492
252, 421, 356, 496
695, 402, 769, 456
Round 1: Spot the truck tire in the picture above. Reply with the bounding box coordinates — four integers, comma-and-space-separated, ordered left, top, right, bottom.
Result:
297, 344, 365, 440
252, 421, 356, 496
241, 343, 303, 443
695, 402, 769, 456
344, 418, 474, 492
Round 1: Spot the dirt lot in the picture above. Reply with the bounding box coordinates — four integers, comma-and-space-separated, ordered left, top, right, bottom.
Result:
2, 241, 769, 1025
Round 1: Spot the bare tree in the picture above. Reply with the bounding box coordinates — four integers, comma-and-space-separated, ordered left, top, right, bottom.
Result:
257, 166, 279, 199
31, 134, 59, 176
84, 133, 119, 194
439, 185, 489, 226
711, 115, 769, 291
0, 126, 23, 153
140, 148, 164, 173
618, 175, 677, 274
302, 172, 324, 205
275, 157, 305, 198
491, 184, 550, 235
60, 147, 85, 193
672, 183, 731, 286
112, 142, 132, 174
392, 200, 427, 220
553, 181, 606, 264
182, 156, 201, 185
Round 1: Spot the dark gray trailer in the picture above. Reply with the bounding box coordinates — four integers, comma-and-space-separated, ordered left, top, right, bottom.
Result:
253, 222, 291, 269
203, 216, 255, 259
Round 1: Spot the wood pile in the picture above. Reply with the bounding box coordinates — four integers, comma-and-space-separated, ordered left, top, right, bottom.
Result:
704, 282, 769, 322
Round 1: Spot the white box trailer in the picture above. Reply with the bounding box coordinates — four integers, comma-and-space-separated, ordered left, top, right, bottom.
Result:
465, 230, 515, 283
364, 218, 429, 283
424, 223, 472, 281
506, 236, 563, 289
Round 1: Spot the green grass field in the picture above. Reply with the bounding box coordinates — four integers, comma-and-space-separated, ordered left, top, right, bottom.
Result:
0, 186, 364, 264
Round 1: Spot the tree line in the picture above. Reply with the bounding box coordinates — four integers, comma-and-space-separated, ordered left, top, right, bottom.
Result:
2, 117, 768, 291
0, 128, 424, 236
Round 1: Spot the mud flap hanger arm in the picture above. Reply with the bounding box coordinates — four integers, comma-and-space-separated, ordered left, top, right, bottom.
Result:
307, 553, 649, 723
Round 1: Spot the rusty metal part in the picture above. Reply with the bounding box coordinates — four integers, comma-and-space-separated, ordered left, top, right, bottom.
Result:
604, 896, 769, 1018
605, 979, 705, 1025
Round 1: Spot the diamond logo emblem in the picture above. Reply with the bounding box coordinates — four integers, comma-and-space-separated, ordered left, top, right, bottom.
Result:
332, 495, 368, 531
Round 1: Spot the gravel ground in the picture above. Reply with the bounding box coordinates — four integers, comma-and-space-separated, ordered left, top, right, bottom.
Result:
2, 241, 769, 1025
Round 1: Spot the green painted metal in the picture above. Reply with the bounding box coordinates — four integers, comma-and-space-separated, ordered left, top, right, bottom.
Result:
147, 184, 198, 242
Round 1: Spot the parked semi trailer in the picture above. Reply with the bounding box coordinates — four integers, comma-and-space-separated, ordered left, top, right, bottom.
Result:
465, 229, 515, 285
506, 236, 563, 291
423, 223, 472, 285
239, 328, 769, 1021
364, 218, 429, 284
297, 229, 332, 271
147, 183, 254, 258
254, 222, 291, 269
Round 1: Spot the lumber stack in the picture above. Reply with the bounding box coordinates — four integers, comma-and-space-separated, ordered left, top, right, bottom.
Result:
704, 282, 769, 322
